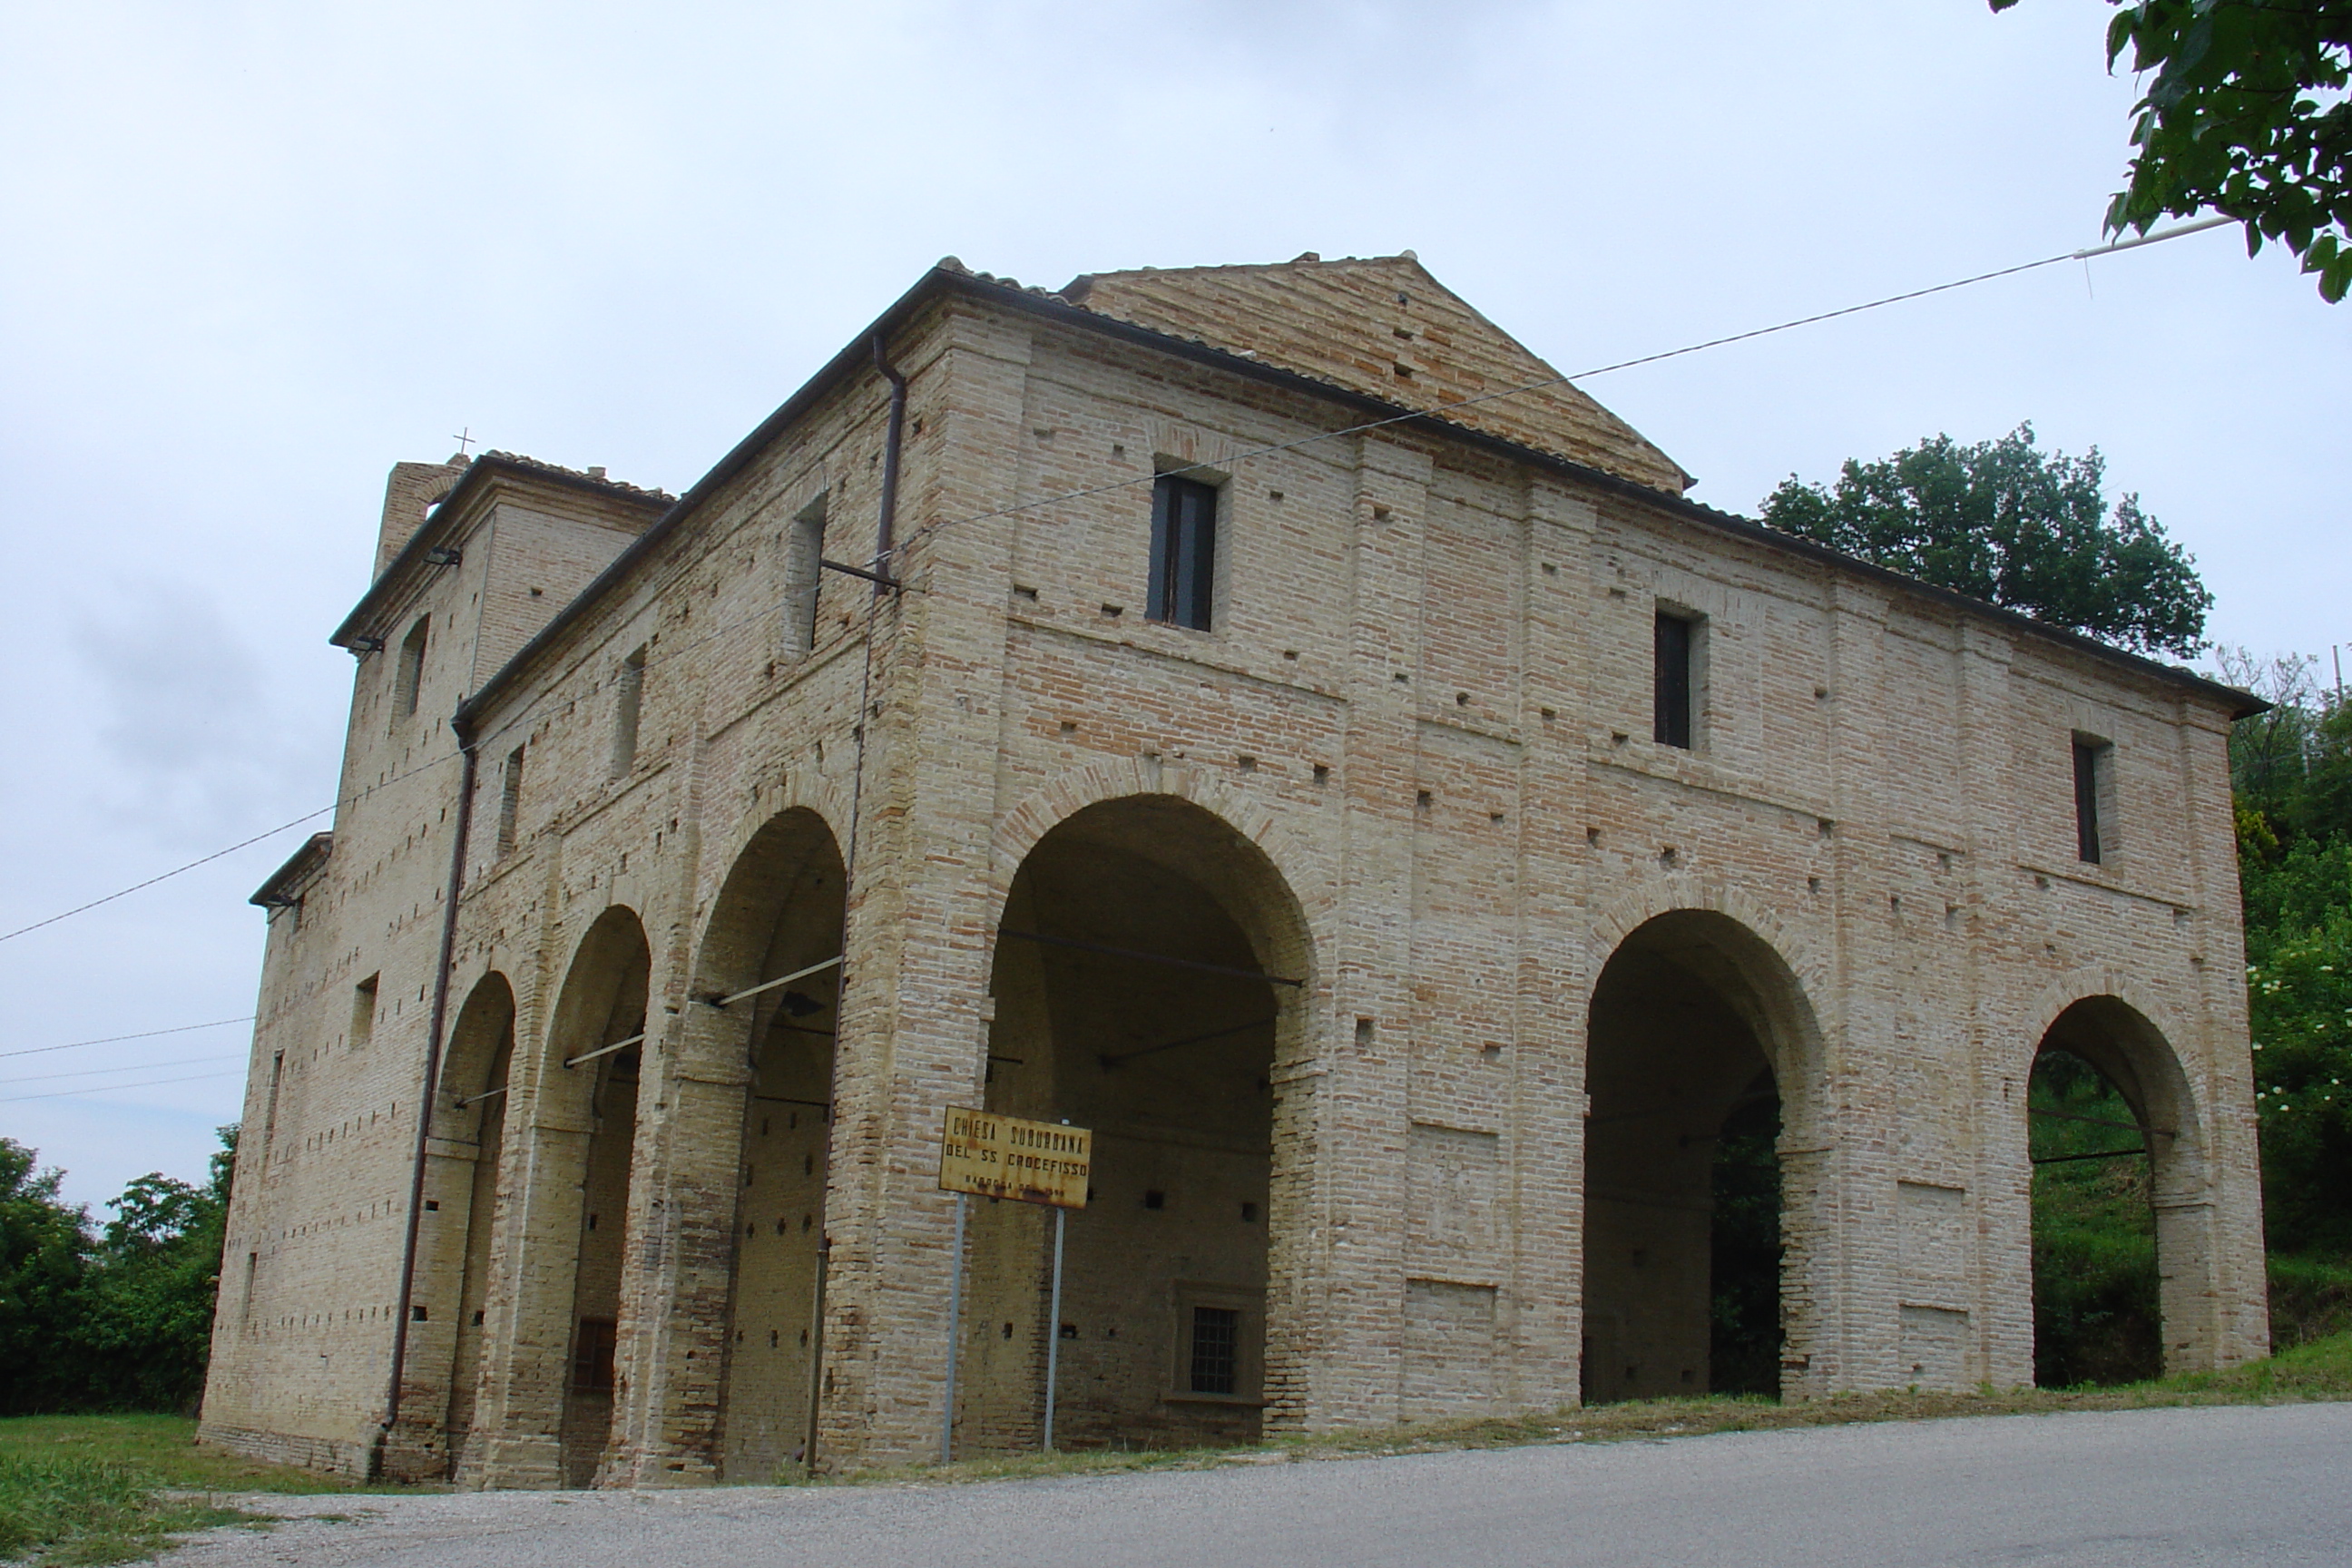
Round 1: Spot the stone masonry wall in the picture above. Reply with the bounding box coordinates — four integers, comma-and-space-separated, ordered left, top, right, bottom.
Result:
204, 268, 2267, 1486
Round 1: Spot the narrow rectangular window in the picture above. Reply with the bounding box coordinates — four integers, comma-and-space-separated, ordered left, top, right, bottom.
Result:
573, 1317, 617, 1393
350, 975, 378, 1052
394, 617, 429, 720
1148, 475, 1218, 631
261, 1051, 285, 1153
2073, 737, 2111, 864
610, 646, 646, 779
1189, 1305, 1239, 1395
241, 1252, 259, 1328
497, 747, 525, 855
787, 494, 828, 651
1653, 611, 1695, 749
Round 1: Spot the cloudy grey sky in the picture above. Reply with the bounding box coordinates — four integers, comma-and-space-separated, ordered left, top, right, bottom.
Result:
2, 0, 2345, 1211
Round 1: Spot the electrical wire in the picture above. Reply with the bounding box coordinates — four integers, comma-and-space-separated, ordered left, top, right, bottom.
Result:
0, 217, 2235, 950
0, 1069, 244, 1105
0, 1052, 245, 1087
0, 1015, 256, 1061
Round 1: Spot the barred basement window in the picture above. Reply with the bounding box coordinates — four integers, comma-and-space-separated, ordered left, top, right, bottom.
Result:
1189, 1305, 1240, 1395
573, 1317, 617, 1393
1148, 475, 1218, 631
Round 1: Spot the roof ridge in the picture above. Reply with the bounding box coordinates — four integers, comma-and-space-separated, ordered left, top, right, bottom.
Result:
476, 449, 677, 503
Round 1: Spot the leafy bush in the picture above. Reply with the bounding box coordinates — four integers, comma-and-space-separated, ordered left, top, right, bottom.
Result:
0, 1130, 235, 1416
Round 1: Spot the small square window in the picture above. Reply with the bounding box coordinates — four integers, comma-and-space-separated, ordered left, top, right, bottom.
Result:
1148, 475, 1218, 631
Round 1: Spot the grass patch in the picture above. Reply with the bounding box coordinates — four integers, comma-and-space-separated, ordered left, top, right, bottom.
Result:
804, 1329, 2352, 1490
0, 1452, 255, 1566
0, 1415, 392, 1564
2269, 1250, 2352, 1349
0, 1416, 367, 1497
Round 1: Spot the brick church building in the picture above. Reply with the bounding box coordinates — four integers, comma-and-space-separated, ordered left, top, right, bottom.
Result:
200, 252, 2269, 1485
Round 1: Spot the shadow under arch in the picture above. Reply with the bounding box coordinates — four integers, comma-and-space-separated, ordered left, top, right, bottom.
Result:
1581, 908, 1824, 1403
672, 806, 848, 1479
2027, 994, 2212, 1382
964, 792, 1316, 1453
537, 904, 652, 1487
432, 970, 515, 1475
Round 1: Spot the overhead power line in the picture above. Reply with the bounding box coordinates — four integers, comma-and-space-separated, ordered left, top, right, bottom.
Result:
0, 1069, 245, 1105
0, 1015, 257, 1061
0, 217, 2236, 950
0, 1052, 246, 1087
0, 809, 333, 945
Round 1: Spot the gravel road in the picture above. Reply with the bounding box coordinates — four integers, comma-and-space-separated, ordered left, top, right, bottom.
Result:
157, 1402, 2352, 1568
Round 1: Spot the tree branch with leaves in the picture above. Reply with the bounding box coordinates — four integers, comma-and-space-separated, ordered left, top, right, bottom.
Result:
1996, 0, 2352, 300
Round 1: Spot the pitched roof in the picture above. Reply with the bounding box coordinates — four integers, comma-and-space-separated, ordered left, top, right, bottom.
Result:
1058, 253, 1691, 495
330, 451, 671, 650
455, 258, 2260, 733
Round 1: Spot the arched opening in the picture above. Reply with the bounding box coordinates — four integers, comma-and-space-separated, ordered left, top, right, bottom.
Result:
691, 808, 848, 1480
1581, 910, 1812, 1403
543, 906, 652, 1487
2028, 995, 2206, 1385
435, 972, 515, 1474
965, 795, 1311, 1452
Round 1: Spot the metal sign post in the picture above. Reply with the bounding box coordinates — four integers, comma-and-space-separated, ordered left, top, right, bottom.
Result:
936, 1108, 1091, 1461
940, 1191, 967, 1465
1044, 1204, 1066, 1452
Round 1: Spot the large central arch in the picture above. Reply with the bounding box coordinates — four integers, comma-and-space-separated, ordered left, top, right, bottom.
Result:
1580, 907, 1821, 1402
681, 807, 849, 1480
961, 792, 1314, 1452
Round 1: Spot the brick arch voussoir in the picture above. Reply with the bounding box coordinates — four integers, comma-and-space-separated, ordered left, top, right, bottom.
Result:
2015, 968, 2194, 1077
693, 780, 855, 930
2014, 965, 2205, 1133
1584, 873, 1833, 1023
987, 761, 1322, 965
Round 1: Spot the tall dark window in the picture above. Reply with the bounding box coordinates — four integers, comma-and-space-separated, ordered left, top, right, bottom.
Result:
787, 493, 828, 651
394, 616, 429, 720
610, 645, 646, 779
497, 746, 525, 856
1653, 611, 1695, 749
349, 975, 377, 1052
1189, 1305, 1239, 1394
2073, 738, 2109, 864
572, 1317, 617, 1393
1148, 475, 1218, 631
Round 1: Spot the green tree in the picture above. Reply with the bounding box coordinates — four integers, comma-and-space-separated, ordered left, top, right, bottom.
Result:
76, 1128, 236, 1413
0, 1140, 93, 1416
2220, 649, 2352, 1259
1993, 0, 2352, 301
1759, 425, 2212, 657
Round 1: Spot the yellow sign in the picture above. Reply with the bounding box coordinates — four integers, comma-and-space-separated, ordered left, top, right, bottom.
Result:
938, 1109, 1092, 1209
